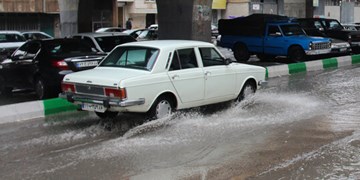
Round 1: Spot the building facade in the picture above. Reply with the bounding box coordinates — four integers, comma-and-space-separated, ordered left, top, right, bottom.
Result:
0, 0, 60, 37
117, 0, 158, 29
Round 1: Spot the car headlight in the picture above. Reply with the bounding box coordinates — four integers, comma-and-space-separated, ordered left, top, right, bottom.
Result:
309, 42, 313, 50
348, 34, 352, 40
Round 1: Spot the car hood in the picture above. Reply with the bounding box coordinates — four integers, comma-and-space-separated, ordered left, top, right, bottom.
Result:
63, 67, 150, 87
0, 42, 25, 49
290, 35, 330, 43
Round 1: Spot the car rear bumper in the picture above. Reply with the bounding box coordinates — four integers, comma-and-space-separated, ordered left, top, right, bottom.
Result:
59, 92, 145, 108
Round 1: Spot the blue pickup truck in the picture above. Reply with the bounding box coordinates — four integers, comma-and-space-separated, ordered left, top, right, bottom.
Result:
218, 14, 332, 62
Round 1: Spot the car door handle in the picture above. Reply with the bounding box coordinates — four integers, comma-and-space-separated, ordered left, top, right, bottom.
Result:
172, 75, 179, 80
205, 71, 211, 76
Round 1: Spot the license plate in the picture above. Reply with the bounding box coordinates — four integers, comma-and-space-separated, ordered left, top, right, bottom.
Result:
76, 61, 98, 68
81, 103, 106, 112
340, 48, 347, 52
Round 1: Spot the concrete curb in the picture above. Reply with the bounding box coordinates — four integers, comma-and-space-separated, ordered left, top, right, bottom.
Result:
0, 54, 359, 123
266, 54, 360, 78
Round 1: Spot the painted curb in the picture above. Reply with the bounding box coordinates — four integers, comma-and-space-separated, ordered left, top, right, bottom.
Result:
0, 54, 359, 123
0, 98, 78, 124
266, 54, 360, 78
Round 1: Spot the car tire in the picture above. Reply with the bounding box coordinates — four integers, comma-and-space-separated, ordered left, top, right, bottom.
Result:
95, 111, 118, 119
289, 46, 306, 62
236, 81, 256, 102
148, 96, 174, 120
35, 77, 52, 100
0, 76, 12, 96
233, 43, 250, 62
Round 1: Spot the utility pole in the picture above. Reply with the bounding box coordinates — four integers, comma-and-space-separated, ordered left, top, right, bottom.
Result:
156, 0, 213, 42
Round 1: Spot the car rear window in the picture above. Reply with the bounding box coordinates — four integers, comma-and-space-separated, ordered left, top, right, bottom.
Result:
44, 40, 93, 55
99, 46, 159, 71
94, 35, 136, 52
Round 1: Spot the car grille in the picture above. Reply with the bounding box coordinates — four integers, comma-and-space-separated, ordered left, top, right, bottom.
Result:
313, 42, 330, 50
75, 84, 104, 96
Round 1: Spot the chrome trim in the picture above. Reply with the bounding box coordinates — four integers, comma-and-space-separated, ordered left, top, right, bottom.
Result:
305, 48, 331, 55
258, 80, 268, 87
59, 93, 145, 107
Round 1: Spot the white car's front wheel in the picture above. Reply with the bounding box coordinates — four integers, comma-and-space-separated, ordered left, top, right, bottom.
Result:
236, 81, 256, 102
148, 96, 174, 120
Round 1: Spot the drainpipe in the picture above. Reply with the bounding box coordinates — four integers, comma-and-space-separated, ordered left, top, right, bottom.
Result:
43, 0, 46, 13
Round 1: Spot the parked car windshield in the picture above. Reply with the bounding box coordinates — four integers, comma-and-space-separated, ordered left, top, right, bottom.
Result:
323, 20, 343, 30
94, 36, 136, 52
99, 46, 159, 71
280, 24, 306, 36
0, 33, 26, 43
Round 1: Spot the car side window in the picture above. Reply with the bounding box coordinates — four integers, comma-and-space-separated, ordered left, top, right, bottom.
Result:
199, 48, 224, 67
12, 43, 29, 58
26, 42, 41, 57
268, 26, 281, 36
83, 37, 96, 49
169, 48, 198, 71
314, 21, 323, 29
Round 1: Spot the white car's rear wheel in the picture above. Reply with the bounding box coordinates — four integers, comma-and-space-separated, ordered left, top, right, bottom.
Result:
148, 96, 174, 120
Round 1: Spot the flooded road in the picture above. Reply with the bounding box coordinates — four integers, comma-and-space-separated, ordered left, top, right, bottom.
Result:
0, 65, 359, 179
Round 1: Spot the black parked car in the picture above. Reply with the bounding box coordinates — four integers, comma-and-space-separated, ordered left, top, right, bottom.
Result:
295, 18, 360, 53
0, 38, 100, 99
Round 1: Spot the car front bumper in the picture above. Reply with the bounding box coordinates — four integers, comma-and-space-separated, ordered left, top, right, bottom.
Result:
305, 48, 332, 55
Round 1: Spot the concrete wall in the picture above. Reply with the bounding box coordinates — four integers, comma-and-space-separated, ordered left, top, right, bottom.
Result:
284, 0, 305, 18
324, 6, 340, 21
355, 7, 360, 23
223, 2, 249, 18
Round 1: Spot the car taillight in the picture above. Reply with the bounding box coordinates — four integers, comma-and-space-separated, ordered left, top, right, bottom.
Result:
52, 60, 69, 70
104, 88, 126, 99
61, 82, 75, 93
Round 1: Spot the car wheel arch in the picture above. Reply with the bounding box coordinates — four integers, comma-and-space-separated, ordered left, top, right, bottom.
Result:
237, 77, 257, 95
147, 91, 178, 112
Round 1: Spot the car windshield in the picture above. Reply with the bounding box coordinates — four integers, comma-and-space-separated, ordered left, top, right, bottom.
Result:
0, 33, 26, 43
95, 36, 135, 52
99, 46, 159, 71
280, 24, 306, 36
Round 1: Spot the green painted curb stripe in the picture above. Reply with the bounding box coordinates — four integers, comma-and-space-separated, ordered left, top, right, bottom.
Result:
265, 68, 269, 79
43, 98, 78, 116
352, 55, 360, 64
322, 58, 338, 69
288, 62, 306, 74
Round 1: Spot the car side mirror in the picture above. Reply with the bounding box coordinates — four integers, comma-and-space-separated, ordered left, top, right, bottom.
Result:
224, 58, 232, 65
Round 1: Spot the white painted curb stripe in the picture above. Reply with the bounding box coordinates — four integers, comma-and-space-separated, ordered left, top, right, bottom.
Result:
0, 101, 44, 124
337, 56, 352, 67
267, 64, 289, 78
305, 60, 323, 72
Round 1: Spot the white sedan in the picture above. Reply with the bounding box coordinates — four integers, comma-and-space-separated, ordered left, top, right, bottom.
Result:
60, 40, 267, 119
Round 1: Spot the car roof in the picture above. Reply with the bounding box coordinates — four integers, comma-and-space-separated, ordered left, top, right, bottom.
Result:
0, 30, 22, 35
73, 32, 130, 37
119, 40, 213, 49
